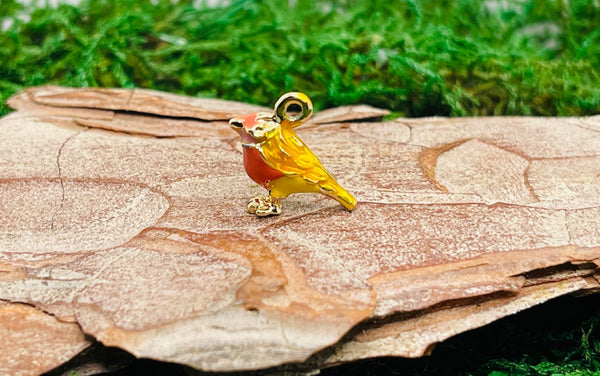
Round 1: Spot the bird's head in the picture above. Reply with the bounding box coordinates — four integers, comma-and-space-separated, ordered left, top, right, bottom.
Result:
229, 112, 275, 141
229, 92, 313, 140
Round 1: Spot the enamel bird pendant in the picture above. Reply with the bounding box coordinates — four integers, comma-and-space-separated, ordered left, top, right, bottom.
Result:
229, 92, 357, 217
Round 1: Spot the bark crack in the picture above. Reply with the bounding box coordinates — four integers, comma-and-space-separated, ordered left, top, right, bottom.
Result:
523, 160, 541, 202
396, 120, 413, 145
564, 209, 574, 246
571, 118, 600, 133
50, 129, 89, 230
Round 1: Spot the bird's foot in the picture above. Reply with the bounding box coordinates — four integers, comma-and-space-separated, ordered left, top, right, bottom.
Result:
247, 196, 282, 217
247, 197, 267, 214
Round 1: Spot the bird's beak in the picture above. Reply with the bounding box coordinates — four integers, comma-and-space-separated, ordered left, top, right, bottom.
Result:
229, 118, 244, 131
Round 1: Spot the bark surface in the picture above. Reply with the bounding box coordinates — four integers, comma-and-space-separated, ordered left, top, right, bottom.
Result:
1, 86, 599, 374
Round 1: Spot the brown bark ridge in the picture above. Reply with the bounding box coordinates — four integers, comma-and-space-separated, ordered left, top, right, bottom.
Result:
1, 86, 599, 374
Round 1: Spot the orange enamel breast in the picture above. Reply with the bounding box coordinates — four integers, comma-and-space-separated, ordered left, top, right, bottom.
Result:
243, 147, 284, 189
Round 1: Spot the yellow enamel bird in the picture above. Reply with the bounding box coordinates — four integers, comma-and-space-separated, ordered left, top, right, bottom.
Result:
229, 92, 357, 216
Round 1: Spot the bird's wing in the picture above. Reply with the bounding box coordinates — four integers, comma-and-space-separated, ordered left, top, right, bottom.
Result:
259, 126, 333, 184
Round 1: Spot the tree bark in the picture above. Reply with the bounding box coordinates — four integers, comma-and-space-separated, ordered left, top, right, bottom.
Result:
1, 86, 599, 374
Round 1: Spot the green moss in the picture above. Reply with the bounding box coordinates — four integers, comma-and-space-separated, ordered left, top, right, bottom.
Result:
1, 0, 599, 117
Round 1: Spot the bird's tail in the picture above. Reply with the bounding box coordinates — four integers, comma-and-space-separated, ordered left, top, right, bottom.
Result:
320, 179, 357, 211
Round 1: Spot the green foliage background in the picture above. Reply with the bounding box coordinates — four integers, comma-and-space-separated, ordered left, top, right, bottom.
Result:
1, 0, 600, 117
1, 1, 599, 375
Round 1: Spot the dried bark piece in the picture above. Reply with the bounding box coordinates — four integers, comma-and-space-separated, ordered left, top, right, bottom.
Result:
23, 85, 269, 120
1, 87, 600, 372
9, 86, 392, 137
326, 278, 594, 363
0, 302, 89, 376
369, 246, 600, 316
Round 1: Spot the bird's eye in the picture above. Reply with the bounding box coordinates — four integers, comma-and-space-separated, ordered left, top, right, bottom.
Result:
229, 119, 244, 128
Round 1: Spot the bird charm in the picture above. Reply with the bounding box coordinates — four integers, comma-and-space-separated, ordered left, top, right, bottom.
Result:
229, 92, 357, 217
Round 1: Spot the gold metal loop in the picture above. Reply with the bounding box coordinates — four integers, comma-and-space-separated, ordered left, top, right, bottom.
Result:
273, 92, 313, 125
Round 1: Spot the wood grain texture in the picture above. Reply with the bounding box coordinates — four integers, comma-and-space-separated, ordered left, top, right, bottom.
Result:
1, 86, 599, 373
